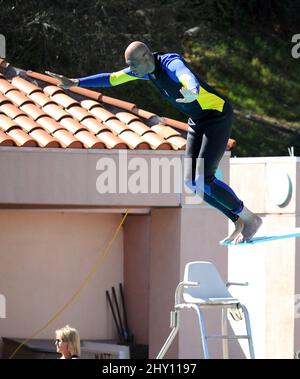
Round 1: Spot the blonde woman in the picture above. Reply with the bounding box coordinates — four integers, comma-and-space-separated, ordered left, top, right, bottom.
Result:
55, 325, 80, 359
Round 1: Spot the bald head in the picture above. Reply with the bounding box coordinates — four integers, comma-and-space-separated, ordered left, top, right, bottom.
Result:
125, 41, 151, 61
124, 41, 155, 77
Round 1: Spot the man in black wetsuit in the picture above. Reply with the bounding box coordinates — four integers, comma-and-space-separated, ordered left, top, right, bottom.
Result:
47, 41, 262, 243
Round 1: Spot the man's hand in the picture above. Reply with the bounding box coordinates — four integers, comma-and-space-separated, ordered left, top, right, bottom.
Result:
176, 87, 198, 103
45, 71, 79, 89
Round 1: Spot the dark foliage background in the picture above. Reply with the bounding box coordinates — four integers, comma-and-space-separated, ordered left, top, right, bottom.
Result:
1, 0, 300, 156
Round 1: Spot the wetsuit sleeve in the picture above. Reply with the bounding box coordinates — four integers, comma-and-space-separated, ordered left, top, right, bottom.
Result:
166, 57, 200, 92
77, 67, 149, 87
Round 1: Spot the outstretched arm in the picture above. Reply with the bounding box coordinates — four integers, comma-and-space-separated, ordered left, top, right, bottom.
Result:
45, 67, 148, 89
165, 56, 200, 103
45, 71, 79, 89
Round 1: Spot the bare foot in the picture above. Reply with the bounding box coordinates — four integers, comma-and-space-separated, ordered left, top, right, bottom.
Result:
233, 215, 263, 244
220, 217, 244, 244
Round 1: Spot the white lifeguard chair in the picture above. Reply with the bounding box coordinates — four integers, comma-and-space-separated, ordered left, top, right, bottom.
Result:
156, 261, 255, 359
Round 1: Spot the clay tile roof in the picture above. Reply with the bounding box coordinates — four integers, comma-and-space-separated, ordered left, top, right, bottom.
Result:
0, 61, 236, 151
141, 132, 172, 150
51, 92, 79, 109
81, 99, 103, 111
80, 118, 109, 134
43, 85, 64, 97
20, 103, 48, 121
88, 107, 116, 123
11, 77, 41, 95
0, 78, 16, 94
0, 103, 26, 119
52, 129, 82, 148
14, 115, 40, 133
166, 136, 187, 150
42, 103, 69, 121
118, 130, 151, 150
96, 131, 127, 149
0, 93, 10, 105
30, 128, 61, 148
0, 114, 18, 132
70, 86, 102, 101
66, 105, 92, 122
131, 107, 157, 120
36, 117, 63, 134
127, 120, 151, 136
5, 89, 33, 107
59, 117, 87, 134
115, 111, 140, 124
75, 130, 105, 149
7, 128, 37, 147
101, 95, 136, 111
151, 124, 181, 139
104, 119, 130, 135
28, 92, 55, 107
0, 129, 15, 146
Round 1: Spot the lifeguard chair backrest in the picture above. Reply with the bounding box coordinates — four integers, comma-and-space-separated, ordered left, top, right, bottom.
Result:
183, 261, 232, 303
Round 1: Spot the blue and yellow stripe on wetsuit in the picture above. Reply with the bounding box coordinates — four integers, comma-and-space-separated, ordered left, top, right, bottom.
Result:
77, 52, 227, 121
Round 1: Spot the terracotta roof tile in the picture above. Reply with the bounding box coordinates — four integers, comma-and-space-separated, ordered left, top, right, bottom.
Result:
131, 107, 157, 120
70, 86, 102, 100
75, 130, 105, 149
14, 115, 40, 133
0, 93, 11, 106
42, 103, 69, 121
59, 117, 87, 134
141, 132, 172, 150
80, 117, 109, 134
11, 77, 42, 95
161, 117, 188, 131
104, 119, 130, 135
26, 70, 61, 85
128, 120, 152, 136
53, 129, 82, 148
88, 107, 116, 123
36, 117, 63, 133
5, 89, 33, 107
51, 92, 79, 109
20, 103, 47, 121
66, 105, 92, 122
0, 64, 236, 151
80, 99, 103, 111
7, 128, 38, 147
0, 103, 26, 119
166, 136, 186, 150
96, 131, 127, 149
101, 95, 136, 111
29, 128, 61, 148
128, 121, 151, 136
28, 92, 55, 107
151, 124, 181, 139
43, 85, 64, 97
0, 129, 15, 146
0, 114, 18, 132
118, 130, 150, 150
0, 78, 16, 94
115, 111, 140, 124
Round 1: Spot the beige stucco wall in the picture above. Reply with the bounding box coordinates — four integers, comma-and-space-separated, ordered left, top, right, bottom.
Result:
229, 157, 299, 359
0, 147, 183, 207
148, 153, 241, 359
123, 214, 151, 345
0, 211, 124, 356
